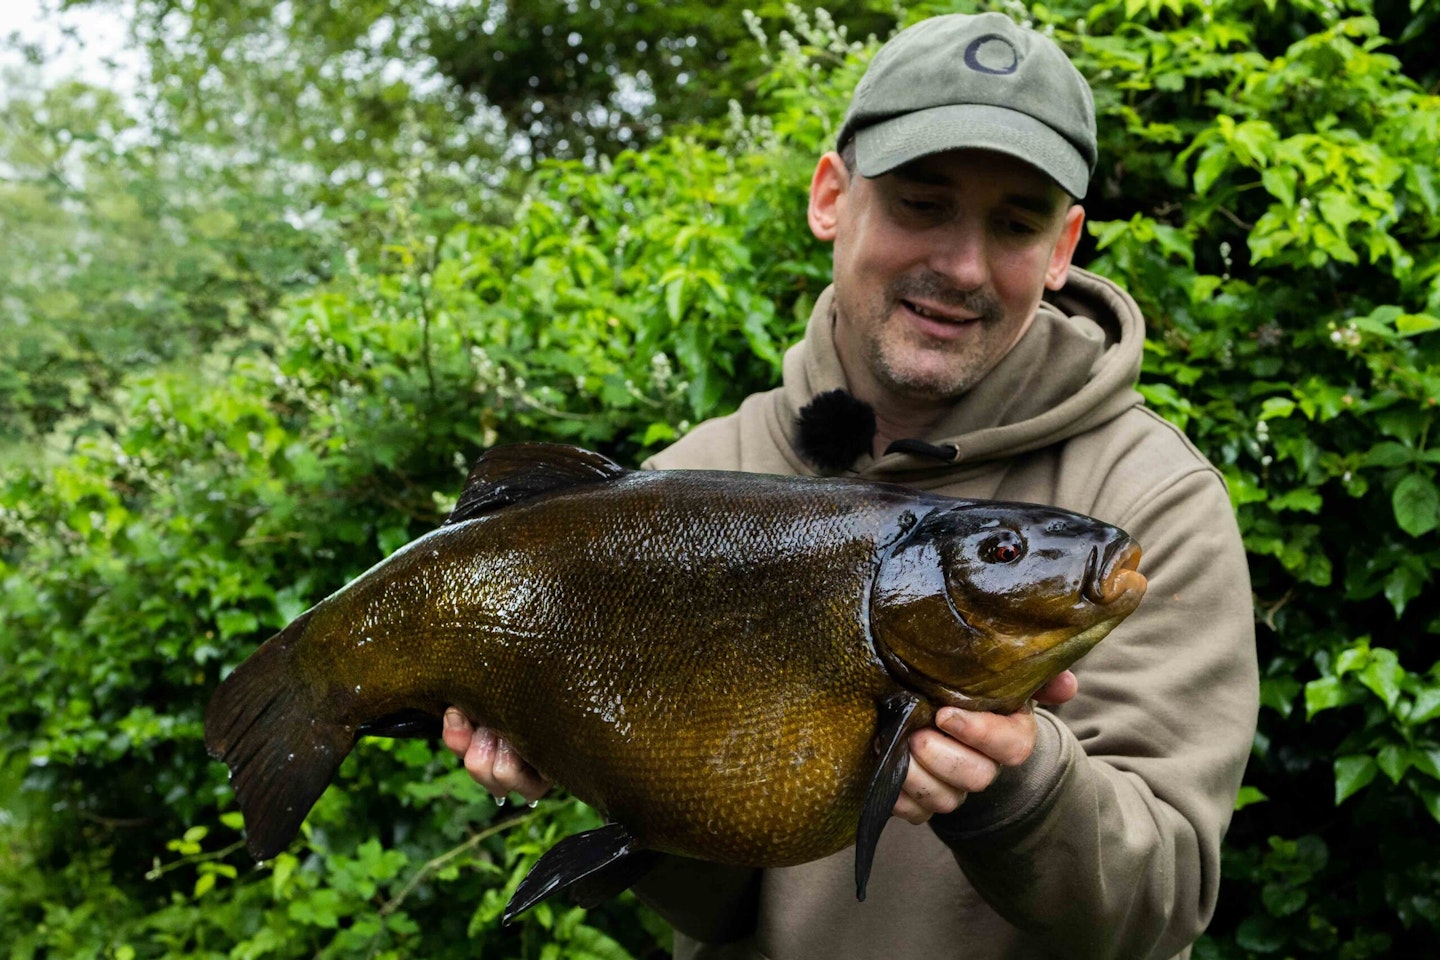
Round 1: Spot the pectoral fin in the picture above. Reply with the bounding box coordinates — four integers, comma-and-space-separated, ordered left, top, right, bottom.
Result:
855, 692, 922, 901
355, 709, 442, 740
504, 823, 658, 924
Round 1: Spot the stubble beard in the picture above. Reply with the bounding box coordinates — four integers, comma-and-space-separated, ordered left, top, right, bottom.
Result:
859, 274, 1006, 403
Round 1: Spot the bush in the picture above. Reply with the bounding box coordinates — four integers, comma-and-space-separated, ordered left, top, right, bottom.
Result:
1, 1, 1438, 957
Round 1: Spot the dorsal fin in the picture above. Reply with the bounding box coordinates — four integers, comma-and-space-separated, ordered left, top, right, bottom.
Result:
445, 443, 627, 525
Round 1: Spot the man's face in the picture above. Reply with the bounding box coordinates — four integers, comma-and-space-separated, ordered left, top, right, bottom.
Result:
809, 148, 1085, 405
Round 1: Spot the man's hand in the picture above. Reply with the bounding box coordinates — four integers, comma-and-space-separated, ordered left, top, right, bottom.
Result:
441, 709, 552, 804
893, 670, 1078, 824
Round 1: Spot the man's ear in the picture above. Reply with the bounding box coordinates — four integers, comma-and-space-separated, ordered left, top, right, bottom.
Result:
809, 152, 849, 241
1045, 204, 1086, 290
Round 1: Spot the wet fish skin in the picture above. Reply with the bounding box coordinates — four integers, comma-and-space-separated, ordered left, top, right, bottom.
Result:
204, 443, 1145, 898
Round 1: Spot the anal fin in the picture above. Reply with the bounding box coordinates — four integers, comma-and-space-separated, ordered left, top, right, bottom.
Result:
503, 823, 657, 924
855, 692, 922, 901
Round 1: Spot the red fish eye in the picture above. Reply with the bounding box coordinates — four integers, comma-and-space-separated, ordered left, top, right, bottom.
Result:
981, 534, 1024, 564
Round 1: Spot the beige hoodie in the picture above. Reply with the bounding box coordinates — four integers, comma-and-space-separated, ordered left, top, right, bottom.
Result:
637, 267, 1258, 960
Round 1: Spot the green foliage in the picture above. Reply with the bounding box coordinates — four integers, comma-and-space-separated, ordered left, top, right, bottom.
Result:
0, 69, 331, 446
1016, 0, 1440, 953
4, 0, 1440, 957
0, 10, 861, 957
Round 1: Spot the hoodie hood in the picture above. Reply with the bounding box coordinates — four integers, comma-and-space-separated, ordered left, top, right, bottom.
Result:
775, 266, 1145, 481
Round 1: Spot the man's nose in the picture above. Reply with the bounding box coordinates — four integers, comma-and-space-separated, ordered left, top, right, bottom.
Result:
929, 225, 989, 290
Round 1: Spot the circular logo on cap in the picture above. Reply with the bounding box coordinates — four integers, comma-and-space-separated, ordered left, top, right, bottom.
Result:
963, 35, 1019, 76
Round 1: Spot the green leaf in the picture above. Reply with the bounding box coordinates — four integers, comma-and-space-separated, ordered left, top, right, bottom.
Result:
274, 585, 310, 625
1260, 677, 1300, 717
664, 276, 686, 323
1364, 441, 1415, 468
1262, 882, 1306, 917
1318, 190, 1364, 233
1335, 642, 1370, 676
215, 609, 259, 639
1152, 223, 1194, 266
1410, 688, 1440, 726
741, 307, 781, 367
1377, 407, 1428, 445
1410, 748, 1440, 779
1188, 274, 1223, 303
1335, 755, 1379, 804
1261, 166, 1297, 207
1393, 472, 1440, 537
1236, 785, 1269, 810
1396, 313, 1440, 336
1384, 561, 1429, 619
1416, 786, 1440, 824
1089, 220, 1131, 251
1268, 488, 1322, 513
1312, 223, 1359, 264
1193, 142, 1230, 196
641, 422, 676, 446
1377, 744, 1412, 783
1305, 676, 1356, 718
271, 854, 298, 898
1359, 648, 1405, 711
1259, 397, 1296, 419
288, 888, 342, 928
1408, 164, 1440, 217
1231, 120, 1279, 167
1236, 914, 1286, 953
378, 524, 411, 556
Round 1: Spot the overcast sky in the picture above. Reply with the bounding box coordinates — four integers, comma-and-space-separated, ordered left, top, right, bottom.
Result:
0, 0, 143, 91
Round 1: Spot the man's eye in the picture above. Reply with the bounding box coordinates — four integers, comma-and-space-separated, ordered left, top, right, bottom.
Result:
901, 199, 940, 212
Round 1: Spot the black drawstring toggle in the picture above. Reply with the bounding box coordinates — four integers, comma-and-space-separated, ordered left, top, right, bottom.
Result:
884, 438, 958, 462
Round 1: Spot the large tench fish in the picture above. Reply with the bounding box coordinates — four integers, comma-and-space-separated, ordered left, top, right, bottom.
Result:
205, 443, 1146, 921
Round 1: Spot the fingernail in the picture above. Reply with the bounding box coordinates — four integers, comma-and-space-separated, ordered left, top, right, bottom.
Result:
940, 709, 970, 734
443, 709, 463, 730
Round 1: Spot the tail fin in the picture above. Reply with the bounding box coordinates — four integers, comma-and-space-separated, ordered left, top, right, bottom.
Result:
204, 611, 355, 860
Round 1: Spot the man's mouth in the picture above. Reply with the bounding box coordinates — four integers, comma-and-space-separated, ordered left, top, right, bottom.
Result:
901, 299, 979, 325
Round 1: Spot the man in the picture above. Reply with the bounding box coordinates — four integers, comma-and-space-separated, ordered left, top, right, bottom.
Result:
443, 12, 1258, 959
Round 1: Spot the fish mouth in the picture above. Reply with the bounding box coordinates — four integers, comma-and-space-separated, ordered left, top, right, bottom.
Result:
1082, 539, 1145, 606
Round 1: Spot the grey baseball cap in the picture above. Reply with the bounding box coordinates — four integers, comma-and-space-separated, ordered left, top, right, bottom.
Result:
838, 13, 1097, 199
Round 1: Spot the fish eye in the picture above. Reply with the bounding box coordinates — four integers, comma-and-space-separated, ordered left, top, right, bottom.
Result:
979, 532, 1025, 564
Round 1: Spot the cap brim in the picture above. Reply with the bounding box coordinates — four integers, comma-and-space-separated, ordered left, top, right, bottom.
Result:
853, 103, 1090, 199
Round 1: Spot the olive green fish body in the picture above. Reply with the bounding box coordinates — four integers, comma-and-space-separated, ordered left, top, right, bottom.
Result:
267, 469, 915, 865
205, 443, 1147, 897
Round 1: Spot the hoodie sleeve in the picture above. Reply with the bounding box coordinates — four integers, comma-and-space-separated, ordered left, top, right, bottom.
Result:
929, 464, 1258, 959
